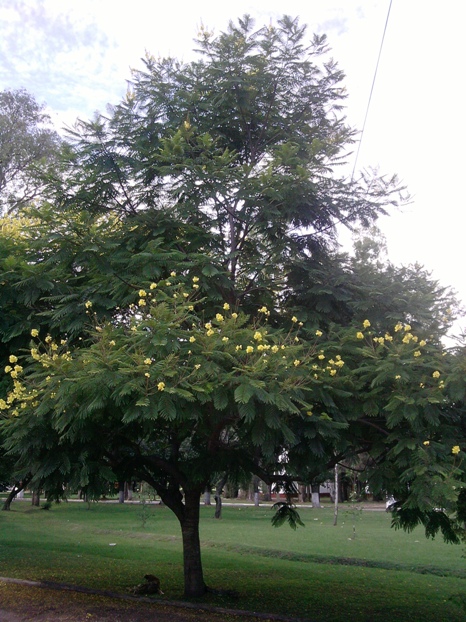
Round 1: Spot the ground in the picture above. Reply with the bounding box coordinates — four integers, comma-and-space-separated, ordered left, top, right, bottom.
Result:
0, 580, 297, 622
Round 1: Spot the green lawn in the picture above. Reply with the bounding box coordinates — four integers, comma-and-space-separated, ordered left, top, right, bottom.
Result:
1, 499, 465, 621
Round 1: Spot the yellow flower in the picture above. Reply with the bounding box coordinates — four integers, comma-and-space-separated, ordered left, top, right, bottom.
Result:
293, 359, 300, 366
170, 271, 177, 277
384, 333, 393, 342
231, 312, 238, 319
31, 329, 39, 337
150, 282, 157, 289
215, 313, 224, 322
205, 323, 212, 330
188, 305, 194, 311
222, 337, 229, 342
402, 333, 413, 344
189, 336, 196, 343
194, 364, 201, 370
404, 324, 411, 332
9, 355, 18, 364
291, 316, 298, 323
157, 382, 165, 391
223, 303, 230, 310
139, 299, 146, 306
452, 445, 461, 455
395, 375, 401, 380
235, 345, 242, 351
139, 289, 147, 298
413, 351, 421, 357
271, 345, 279, 353
192, 276, 199, 283
144, 358, 152, 365
193, 284, 199, 289
432, 371, 441, 379
419, 340, 427, 347
246, 346, 254, 354
183, 292, 189, 298
4, 366, 12, 373
329, 369, 337, 376
253, 331, 262, 341
206, 329, 214, 336
394, 322, 403, 332
356, 332, 364, 340
318, 354, 325, 360
85, 300, 92, 309
423, 440, 430, 446
315, 330, 323, 337
363, 319, 371, 328
145, 372, 150, 378
306, 411, 313, 416
257, 344, 265, 351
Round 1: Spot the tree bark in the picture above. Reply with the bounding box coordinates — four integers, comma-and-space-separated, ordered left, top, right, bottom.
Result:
118, 481, 125, 503
180, 489, 206, 597
32, 490, 40, 507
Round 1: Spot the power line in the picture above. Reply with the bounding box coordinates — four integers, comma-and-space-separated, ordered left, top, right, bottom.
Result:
351, 0, 393, 180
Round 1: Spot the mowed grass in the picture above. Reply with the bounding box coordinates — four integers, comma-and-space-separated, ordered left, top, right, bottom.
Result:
0, 499, 465, 621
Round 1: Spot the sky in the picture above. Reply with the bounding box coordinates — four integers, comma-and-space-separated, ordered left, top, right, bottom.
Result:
1, 0, 465, 333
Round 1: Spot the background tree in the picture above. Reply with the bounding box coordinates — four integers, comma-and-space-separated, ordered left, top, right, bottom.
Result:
0, 89, 62, 214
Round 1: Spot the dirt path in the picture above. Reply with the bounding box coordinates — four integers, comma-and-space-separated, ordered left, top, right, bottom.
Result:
0, 578, 303, 622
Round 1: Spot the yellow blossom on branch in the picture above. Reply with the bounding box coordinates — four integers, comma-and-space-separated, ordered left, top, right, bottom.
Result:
432, 371, 441, 378
315, 330, 323, 337
253, 332, 262, 341
157, 382, 165, 391
139, 289, 147, 297
223, 303, 230, 310
291, 316, 298, 323
215, 313, 224, 322
189, 336, 196, 343
452, 446, 461, 455
9, 355, 18, 364
31, 329, 39, 337
363, 319, 371, 328
246, 346, 254, 354
356, 332, 364, 340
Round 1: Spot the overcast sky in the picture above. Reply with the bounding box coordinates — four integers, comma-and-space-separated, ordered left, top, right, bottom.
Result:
1, 0, 465, 333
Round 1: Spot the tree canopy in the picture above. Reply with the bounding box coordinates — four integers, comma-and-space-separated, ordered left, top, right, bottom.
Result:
0, 15, 464, 599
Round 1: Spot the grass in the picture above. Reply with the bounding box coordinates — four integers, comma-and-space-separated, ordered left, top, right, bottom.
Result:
0, 499, 465, 621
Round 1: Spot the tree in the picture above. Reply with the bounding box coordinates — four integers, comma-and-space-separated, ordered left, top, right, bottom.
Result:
0, 15, 464, 599
0, 89, 61, 214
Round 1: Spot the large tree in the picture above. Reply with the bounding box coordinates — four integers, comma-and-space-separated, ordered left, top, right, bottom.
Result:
1, 15, 464, 599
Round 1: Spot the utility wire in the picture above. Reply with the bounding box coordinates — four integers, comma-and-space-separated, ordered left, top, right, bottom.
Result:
351, 0, 393, 180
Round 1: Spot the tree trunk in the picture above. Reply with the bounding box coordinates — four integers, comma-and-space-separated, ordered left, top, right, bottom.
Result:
311, 483, 322, 508
180, 489, 206, 597
118, 481, 125, 503
204, 487, 211, 505
32, 490, 40, 507
214, 474, 227, 519
253, 476, 260, 507
333, 464, 339, 526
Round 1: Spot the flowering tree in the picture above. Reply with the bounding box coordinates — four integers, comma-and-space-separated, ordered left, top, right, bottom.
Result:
0, 15, 465, 598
